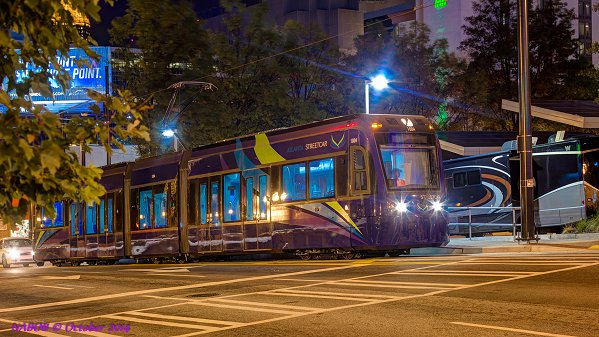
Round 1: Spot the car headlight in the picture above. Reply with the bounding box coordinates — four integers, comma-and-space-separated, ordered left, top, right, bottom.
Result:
8, 249, 20, 260
431, 200, 444, 212
396, 202, 408, 213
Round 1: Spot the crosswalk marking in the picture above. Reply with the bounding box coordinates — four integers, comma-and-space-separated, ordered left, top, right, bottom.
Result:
104, 314, 218, 331
341, 279, 468, 287
123, 311, 240, 327
74, 330, 125, 337
450, 322, 577, 337
333, 281, 454, 290
393, 272, 529, 277
188, 301, 301, 315
32, 284, 74, 290
207, 298, 317, 312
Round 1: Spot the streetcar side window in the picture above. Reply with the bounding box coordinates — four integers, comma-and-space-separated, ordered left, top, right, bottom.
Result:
246, 177, 254, 221
188, 180, 197, 225
85, 202, 97, 234
309, 158, 335, 199
259, 175, 268, 220
107, 196, 114, 233
139, 189, 152, 230
41, 201, 65, 228
282, 163, 306, 201
154, 184, 167, 228
200, 183, 207, 225
224, 173, 241, 222
351, 148, 369, 193
210, 180, 221, 225
335, 156, 348, 197
70, 202, 83, 236
99, 199, 106, 233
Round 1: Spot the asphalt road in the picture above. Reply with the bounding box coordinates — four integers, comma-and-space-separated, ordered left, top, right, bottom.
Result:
1, 252, 599, 337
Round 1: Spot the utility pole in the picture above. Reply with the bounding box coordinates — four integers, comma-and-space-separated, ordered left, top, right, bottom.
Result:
517, 0, 536, 241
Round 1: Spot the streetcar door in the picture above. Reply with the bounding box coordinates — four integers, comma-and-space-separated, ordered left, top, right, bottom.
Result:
242, 169, 272, 251
208, 177, 223, 252
98, 195, 116, 257
68, 202, 85, 258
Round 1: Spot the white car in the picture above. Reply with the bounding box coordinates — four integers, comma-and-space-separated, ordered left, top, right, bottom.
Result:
1, 237, 35, 268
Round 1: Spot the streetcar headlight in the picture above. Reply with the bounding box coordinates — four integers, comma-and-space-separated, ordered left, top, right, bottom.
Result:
396, 202, 408, 213
8, 249, 20, 260
431, 200, 443, 212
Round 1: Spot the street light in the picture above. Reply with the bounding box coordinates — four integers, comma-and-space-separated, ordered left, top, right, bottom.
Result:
162, 128, 186, 152
365, 74, 390, 114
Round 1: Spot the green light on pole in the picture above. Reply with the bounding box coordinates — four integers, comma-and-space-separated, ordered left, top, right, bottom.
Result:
434, 0, 447, 8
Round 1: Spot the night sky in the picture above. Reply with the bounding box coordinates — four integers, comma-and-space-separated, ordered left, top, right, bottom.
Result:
90, 0, 221, 46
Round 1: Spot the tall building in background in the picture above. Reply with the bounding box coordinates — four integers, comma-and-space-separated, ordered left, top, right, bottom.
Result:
200, 0, 598, 66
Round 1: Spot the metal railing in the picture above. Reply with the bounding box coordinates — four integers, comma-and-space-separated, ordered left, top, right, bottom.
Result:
447, 206, 521, 240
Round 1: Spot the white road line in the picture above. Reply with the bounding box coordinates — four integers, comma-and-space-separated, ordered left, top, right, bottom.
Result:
261, 291, 378, 302
38, 275, 81, 280
274, 289, 397, 299
120, 268, 191, 273
189, 301, 300, 315
56, 284, 96, 289
0, 264, 368, 314
104, 314, 216, 331
333, 282, 453, 290
343, 280, 468, 287
32, 284, 74, 290
208, 298, 317, 312
143, 273, 206, 278
450, 321, 577, 337
123, 311, 240, 327
408, 270, 532, 275
393, 272, 525, 277
173, 261, 599, 337
0, 328, 13, 333
274, 278, 331, 282
457, 262, 589, 266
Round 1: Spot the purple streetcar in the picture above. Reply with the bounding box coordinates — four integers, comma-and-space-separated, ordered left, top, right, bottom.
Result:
34, 114, 449, 265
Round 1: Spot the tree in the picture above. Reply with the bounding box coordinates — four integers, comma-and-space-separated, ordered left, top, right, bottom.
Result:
0, 0, 149, 226
461, 0, 588, 130
110, 0, 212, 156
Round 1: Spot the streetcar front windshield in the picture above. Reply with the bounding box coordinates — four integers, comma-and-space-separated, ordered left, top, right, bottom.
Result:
379, 146, 438, 189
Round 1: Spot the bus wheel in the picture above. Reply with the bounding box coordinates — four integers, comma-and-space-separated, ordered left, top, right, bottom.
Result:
36, 262, 44, 267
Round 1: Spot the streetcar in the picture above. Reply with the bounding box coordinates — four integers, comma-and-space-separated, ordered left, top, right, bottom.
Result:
33, 114, 449, 265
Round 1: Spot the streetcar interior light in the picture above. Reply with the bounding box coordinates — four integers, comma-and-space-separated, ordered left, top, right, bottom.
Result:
431, 201, 443, 212
396, 202, 408, 213
272, 192, 280, 202
281, 192, 288, 201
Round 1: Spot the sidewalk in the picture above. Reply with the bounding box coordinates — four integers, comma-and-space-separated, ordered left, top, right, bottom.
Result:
412, 233, 599, 255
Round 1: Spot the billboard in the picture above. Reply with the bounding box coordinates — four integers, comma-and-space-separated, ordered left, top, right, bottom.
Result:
3, 46, 113, 113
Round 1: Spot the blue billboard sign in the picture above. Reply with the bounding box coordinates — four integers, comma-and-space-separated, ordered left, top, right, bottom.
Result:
3, 46, 113, 114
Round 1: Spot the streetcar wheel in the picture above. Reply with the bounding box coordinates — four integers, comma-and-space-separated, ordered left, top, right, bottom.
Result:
55, 262, 63, 267
72, 261, 81, 267
36, 262, 44, 267
387, 251, 401, 257
338, 253, 355, 260
1, 255, 9, 268
87, 261, 97, 266
310, 254, 321, 260
298, 254, 311, 261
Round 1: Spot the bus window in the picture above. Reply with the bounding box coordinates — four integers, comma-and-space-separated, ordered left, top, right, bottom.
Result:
309, 158, 335, 199
211, 180, 221, 225
282, 163, 306, 201
259, 175, 268, 220
224, 173, 241, 222
246, 177, 254, 221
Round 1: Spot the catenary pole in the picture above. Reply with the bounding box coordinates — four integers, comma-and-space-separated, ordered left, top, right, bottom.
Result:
517, 0, 536, 241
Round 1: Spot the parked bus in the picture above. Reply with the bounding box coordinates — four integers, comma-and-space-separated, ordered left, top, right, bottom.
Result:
34, 114, 449, 265
445, 135, 599, 235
